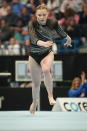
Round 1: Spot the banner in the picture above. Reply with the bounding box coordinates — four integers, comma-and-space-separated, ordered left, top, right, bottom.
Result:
52, 98, 87, 112
15, 60, 63, 81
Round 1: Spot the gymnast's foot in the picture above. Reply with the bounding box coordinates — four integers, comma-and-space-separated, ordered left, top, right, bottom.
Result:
29, 103, 37, 114
49, 97, 56, 105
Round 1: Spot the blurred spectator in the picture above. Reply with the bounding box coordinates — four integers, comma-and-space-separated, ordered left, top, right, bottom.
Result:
48, 9, 56, 20
11, 0, 25, 15
22, 26, 30, 45
20, 82, 32, 88
8, 37, 21, 55
64, 17, 83, 49
47, 0, 60, 19
39, 0, 46, 4
11, 18, 25, 44
5, 6, 19, 26
26, 0, 37, 14
26, 0, 45, 14
0, 44, 5, 55
58, 8, 79, 26
79, 2, 87, 45
20, 7, 31, 26
30, 0, 39, 7
0, 19, 11, 42
60, 0, 82, 14
79, 2, 87, 25
68, 71, 87, 97
6, 0, 12, 4
10, 81, 19, 88
22, 26, 30, 55
20, 0, 28, 4
0, 0, 9, 17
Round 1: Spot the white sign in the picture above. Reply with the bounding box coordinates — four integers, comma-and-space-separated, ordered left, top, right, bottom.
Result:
52, 98, 87, 112
15, 61, 63, 81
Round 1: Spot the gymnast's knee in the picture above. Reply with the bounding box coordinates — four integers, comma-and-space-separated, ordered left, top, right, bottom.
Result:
42, 66, 50, 74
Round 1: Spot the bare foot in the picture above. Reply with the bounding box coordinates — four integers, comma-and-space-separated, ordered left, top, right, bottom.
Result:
29, 103, 37, 114
49, 97, 56, 105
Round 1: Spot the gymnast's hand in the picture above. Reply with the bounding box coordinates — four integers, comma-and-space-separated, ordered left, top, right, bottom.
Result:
37, 40, 53, 47
64, 35, 72, 47
81, 71, 86, 85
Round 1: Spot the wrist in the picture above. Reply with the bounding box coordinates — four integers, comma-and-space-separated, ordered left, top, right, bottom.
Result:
67, 35, 71, 41
37, 40, 44, 46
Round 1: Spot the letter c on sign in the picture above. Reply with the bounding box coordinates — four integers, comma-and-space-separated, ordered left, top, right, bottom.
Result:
64, 102, 71, 111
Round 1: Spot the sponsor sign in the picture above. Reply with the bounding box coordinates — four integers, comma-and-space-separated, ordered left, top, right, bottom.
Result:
52, 98, 87, 112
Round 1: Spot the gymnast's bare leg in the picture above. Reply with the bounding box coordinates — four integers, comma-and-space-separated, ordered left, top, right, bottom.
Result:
41, 51, 56, 105
29, 56, 41, 114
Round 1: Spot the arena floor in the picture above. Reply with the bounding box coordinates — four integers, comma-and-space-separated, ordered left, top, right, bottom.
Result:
0, 111, 87, 131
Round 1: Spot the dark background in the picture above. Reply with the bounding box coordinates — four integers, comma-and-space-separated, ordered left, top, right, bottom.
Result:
0, 53, 87, 111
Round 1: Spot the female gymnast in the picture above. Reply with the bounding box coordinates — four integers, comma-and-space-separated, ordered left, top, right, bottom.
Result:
28, 4, 72, 114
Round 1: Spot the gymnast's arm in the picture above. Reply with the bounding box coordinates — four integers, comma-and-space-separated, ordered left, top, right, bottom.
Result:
54, 21, 72, 47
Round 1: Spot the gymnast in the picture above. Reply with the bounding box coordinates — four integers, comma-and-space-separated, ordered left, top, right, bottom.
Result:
28, 4, 72, 114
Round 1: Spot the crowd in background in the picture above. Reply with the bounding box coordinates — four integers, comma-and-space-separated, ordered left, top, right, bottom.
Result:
68, 71, 87, 97
0, 0, 87, 55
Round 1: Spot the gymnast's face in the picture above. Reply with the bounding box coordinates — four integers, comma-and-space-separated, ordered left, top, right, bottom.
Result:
36, 9, 48, 25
